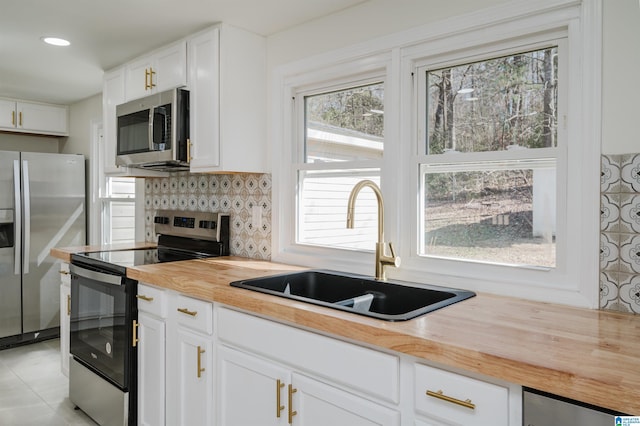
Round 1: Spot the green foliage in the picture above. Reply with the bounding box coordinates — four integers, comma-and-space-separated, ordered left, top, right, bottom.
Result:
427, 47, 558, 154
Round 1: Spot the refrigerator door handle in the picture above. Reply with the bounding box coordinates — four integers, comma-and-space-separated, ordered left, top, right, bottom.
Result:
22, 160, 30, 275
13, 160, 21, 275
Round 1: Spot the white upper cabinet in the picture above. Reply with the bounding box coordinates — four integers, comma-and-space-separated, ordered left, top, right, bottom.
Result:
125, 40, 187, 101
187, 24, 268, 173
102, 23, 267, 174
102, 67, 126, 175
0, 98, 68, 136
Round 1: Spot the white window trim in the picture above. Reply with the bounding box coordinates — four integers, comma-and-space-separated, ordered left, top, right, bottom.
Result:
90, 120, 145, 246
271, 0, 602, 308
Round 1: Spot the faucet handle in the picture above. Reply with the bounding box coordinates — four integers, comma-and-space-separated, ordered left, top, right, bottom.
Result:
386, 242, 401, 268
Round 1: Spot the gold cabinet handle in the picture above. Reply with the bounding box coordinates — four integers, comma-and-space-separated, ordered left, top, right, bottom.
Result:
197, 345, 205, 378
67, 295, 71, 316
18, 111, 22, 127
11, 111, 15, 126
59, 270, 70, 275
287, 384, 297, 424
187, 138, 192, 162
426, 389, 475, 410
276, 379, 285, 418
148, 67, 156, 89
177, 307, 198, 317
132, 320, 139, 347
136, 294, 154, 302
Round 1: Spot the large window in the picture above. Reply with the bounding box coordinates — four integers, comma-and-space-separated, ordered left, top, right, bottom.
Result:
296, 81, 384, 251
418, 46, 560, 269
275, 1, 600, 307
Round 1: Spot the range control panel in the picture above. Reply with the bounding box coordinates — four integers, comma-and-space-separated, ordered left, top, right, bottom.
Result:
154, 210, 229, 242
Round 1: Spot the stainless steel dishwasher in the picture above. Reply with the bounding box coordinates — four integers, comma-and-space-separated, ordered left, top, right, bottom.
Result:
524, 388, 626, 425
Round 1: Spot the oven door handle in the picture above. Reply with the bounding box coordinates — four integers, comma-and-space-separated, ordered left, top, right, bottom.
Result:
70, 264, 123, 286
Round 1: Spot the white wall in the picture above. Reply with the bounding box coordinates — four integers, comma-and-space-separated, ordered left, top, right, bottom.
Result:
267, 0, 507, 69
61, 93, 101, 157
602, 0, 640, 155
0, 133, 59, 153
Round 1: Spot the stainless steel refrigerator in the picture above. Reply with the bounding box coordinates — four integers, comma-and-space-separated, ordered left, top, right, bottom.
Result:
0, 151, 85, 347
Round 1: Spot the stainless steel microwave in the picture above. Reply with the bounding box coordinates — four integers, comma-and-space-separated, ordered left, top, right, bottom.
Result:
116, 88, 189, 171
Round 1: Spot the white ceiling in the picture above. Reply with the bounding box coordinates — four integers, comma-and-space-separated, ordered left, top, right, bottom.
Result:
0, 0, 367, 105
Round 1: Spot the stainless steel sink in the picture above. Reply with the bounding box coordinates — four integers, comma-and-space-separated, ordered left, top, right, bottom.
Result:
230, 270, 475, 321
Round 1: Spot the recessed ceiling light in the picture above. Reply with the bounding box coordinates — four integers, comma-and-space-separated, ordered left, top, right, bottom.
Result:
41, 37, 70, 47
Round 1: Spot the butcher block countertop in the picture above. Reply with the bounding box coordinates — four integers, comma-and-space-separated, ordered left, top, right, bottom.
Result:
52, 248, 640, 414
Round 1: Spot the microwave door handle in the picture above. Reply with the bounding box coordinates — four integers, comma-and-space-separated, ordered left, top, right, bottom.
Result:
148, 108, 155, 150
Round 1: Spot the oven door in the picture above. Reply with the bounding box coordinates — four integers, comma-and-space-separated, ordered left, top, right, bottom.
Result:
70, 264, 137, 390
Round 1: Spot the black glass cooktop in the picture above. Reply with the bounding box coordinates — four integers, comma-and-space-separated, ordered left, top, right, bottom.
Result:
78, 247, 212, 268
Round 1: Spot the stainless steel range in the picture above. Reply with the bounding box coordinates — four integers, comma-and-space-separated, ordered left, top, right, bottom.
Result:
68, 210, 229, 426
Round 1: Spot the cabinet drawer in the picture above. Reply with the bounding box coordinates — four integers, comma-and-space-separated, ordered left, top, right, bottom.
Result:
414, 363, 508, 425
218, 307, 399, 403
174, 295, 213, 335
137, 283, 168, 318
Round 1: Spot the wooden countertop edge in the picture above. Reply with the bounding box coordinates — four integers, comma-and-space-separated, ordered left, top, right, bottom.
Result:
56, 249, 640, 414
207, 284, 638, 414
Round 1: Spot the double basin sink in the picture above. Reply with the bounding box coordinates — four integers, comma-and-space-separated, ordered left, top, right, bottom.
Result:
230, 270, 475, 321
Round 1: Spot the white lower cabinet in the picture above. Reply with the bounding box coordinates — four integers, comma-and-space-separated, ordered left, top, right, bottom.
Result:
173, 327, 214, 426
136, 284, 168, 426
219, 345, 400, 426
59, 262, 71, 377
137, 312, 166, 426
218, 345, 290, 425
413, 363, 512, 426
166, 293, 214, 426
292, 373, 400, 426
137, 283, 214, 426
135, 289, 520, 426
217, 307, 401, 426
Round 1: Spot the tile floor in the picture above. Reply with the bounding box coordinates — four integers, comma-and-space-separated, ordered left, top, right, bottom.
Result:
0, 339, 96, 425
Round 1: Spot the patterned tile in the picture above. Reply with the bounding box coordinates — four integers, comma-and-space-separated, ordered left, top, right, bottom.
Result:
600, 193, 620, 231
618, 273, 640, 314
601, 155, 620, 193
600, 233, 619, 271
600, 153, 640, 315
599, 271, 619, 310
621, 153, 640, 192
620, 234, 640, 274
619, 194, 640, 233
145, 173, 272, 260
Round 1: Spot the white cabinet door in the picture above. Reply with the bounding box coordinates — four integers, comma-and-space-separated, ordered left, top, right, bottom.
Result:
102, 67, 126, 175
187, 24, 268, 173
59, 263, 71, 377
0, 99, 68, 135
218, 345, 290, 426
0, 99, 16, 128
292, 373, 400, 426
126, 41, 186, 101
173, 327, 213, 426
137, 312, 166, 426
17, 102, 68, 135
187, 27, 220, 170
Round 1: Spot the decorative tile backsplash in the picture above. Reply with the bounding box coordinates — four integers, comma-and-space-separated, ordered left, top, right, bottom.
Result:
600, 154, 640, 313
144, 172, 272, 260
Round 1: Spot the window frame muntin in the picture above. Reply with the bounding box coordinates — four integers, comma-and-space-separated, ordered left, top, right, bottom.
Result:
292, 72, 387, 251
413, 38, 566, 270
